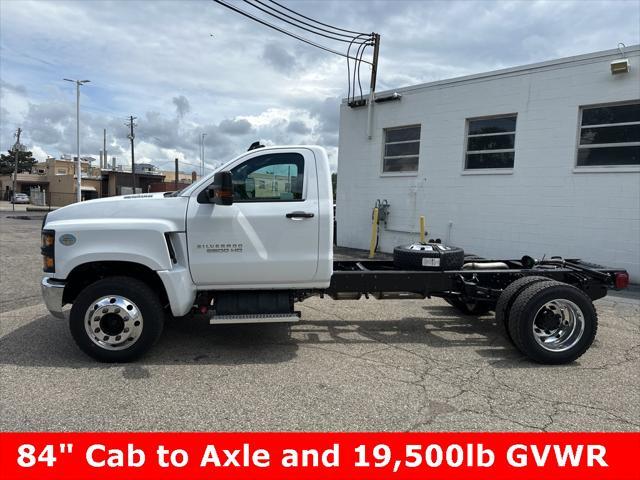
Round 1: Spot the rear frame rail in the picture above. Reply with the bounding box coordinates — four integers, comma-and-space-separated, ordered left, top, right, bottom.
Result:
327, 258, 623, 303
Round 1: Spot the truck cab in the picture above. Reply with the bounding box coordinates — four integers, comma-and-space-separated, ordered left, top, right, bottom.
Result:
41, 146, 333, 362
184, 146, 333, 289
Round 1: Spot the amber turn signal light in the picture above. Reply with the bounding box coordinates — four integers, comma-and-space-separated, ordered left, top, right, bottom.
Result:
43, 256, 55, 270
42, 233, 54, 247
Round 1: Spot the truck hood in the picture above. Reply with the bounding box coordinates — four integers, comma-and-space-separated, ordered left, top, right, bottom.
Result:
45, 193, 188, 231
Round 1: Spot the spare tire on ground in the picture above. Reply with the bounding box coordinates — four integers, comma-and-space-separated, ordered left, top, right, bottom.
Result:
393, 243, 465, 271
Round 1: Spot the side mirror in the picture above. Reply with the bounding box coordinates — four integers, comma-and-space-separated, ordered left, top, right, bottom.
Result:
208, 171, 233, 205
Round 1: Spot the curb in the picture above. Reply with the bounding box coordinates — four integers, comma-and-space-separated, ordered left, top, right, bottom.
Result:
26, 206, 59, 212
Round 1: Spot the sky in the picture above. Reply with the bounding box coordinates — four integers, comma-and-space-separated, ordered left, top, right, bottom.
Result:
1, 0, 639, 174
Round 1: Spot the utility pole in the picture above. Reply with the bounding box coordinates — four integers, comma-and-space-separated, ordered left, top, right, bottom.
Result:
200, 133, 207, 177
126, 116, 137, 192
174, 158, 179, 191
11, 128, 22, 212
366, 33, 381, 140
63, 78, 90, 202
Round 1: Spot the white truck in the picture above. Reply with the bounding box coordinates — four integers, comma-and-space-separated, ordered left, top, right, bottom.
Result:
41, 145, 629, 364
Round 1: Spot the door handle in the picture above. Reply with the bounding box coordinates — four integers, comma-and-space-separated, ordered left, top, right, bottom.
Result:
286, 211, 315, 219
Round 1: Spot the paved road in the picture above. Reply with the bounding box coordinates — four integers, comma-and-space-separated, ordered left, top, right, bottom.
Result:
1, 213, 638, 431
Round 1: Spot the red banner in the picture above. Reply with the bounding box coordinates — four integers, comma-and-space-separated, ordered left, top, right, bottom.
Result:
1, 432, 638, 480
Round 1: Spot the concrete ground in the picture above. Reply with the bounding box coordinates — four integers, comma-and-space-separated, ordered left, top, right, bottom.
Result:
0, 213, 638, 432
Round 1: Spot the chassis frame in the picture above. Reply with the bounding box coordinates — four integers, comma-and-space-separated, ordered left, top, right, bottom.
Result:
324, 257, 627, 304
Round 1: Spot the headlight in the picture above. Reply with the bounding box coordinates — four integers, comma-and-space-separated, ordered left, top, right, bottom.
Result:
41, 230, 55, 273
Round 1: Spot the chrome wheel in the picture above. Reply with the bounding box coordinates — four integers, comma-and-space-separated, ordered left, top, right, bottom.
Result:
532, 299, 585, 352
407, 243, 451, 252
84, 295, 143, 351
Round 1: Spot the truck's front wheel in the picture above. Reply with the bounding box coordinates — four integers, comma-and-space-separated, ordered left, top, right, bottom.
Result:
69, 276, 164, 362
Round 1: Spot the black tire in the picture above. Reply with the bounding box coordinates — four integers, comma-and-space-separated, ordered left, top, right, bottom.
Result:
445, 297, 492, 315
507, 282, 598, 364
495, 276, 558, 344
69, 276, 164, 362
393, 243, 464, 270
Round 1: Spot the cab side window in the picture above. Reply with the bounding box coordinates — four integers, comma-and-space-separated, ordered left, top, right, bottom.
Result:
230, 153, 305, 202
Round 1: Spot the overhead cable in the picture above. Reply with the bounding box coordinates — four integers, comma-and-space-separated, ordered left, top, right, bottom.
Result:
266, 0, 369, 36
212, 0, 372, 64
247, 0, 368, 42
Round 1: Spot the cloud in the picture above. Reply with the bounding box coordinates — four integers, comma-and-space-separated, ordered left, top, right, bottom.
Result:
0, 0, 638, 174
287, 119, 312, 135
218, 118, 252, 135
172, 95, 190, 119
0, 80, 27, 96
262, 43, 298, 74
306, 96, 341, 133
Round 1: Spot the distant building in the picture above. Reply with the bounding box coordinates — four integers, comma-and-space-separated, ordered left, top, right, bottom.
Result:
134, 163, 161, 175
1, 157, 165, 205
161, 170, 199, 184
33, 157, 100, 177
148, 169, 199, 193
102, 169, 165, 196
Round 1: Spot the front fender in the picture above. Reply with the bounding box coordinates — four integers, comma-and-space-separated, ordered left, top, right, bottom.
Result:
47, 219, 176, 279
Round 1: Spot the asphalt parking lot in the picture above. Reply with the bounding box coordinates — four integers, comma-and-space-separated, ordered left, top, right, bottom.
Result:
1, 213, 639, 432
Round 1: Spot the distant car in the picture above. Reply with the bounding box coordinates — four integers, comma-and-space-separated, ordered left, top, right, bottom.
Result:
11, 193, 30, 204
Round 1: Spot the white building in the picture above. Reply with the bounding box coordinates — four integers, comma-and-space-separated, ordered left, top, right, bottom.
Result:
337, 46, 640, 281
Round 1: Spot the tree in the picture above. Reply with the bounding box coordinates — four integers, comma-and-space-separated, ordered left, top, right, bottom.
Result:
0, 149, 36, 175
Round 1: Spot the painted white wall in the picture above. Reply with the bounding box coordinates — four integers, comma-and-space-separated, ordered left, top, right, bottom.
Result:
337, 46, 640, 281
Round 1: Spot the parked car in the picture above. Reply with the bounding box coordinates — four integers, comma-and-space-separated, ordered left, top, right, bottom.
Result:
11, 193, 30, 204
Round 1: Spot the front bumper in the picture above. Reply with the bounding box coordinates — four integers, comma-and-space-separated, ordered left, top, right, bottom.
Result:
41, 276, 66, 319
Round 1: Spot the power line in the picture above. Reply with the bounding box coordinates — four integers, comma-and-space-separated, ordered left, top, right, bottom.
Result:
212, 0, 373, 64
352, 41, 368, 102
213, 0, 380, 116
346, 34, 371, 103
356, 42, 370, 102
179, 159, 215, 171
266, 0, 369, 36
244, 0, 368, 43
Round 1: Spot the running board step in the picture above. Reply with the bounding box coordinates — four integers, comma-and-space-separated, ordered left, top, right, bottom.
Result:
209, 312, 301, 325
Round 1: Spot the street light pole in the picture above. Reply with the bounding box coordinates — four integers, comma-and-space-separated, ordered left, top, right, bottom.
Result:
63, 78, 90, 202
11, 128, 22, 213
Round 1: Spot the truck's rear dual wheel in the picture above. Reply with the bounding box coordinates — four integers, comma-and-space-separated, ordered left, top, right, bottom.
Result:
495, 276, 557, 343
507, 282, 597, 364
69, 277, 164, 362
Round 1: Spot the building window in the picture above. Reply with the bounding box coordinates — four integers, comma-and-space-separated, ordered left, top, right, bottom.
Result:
465, 114, 517, 169
577, 102, 640, 167
382, 125, 421, 173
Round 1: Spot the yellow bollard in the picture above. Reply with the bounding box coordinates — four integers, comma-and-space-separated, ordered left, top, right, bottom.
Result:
369, 207, 379, 258
419, 215, 425, 243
